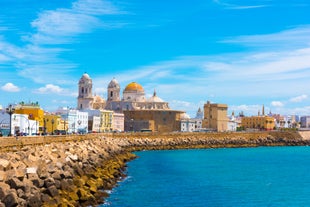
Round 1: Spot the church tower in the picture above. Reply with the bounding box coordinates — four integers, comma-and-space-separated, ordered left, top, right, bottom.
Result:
77, 73, 94, 110
107, 78, 120, 101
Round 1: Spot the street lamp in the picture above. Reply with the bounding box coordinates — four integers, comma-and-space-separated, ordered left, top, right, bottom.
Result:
6, 104, 15, 136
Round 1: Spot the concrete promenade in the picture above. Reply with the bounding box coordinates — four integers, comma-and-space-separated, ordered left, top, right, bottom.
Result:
0, 131, 309, 206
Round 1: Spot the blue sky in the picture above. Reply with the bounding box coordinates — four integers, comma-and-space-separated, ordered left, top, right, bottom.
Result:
0, 0, 309, 117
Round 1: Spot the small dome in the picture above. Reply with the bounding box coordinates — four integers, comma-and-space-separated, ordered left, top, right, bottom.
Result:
81, 73, 91, 80
124, 82, 144, 92
148, 90, 164, 102
93, 95, 104, 103
79, 73, 92, 84
108, 78, 120, 89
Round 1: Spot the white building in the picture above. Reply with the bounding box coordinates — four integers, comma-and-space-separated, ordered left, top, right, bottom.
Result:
180, 113, 196, 132
113, 112, 124, 132
12, 114, 38, 136
57, 108, 88, 134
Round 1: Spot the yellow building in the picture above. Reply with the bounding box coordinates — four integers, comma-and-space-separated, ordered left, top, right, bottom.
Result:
123, 109, 183, 132
203, 101, 228, 132
100, 110, 113, 132
43, 114, 62, 134
14, 102, 44, 133
241, 116, 275, 130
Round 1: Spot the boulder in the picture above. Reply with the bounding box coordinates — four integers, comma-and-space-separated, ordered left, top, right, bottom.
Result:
6, 177, 24, 189
2, 192, 19, 207
0, 159, 11, 171
0, 182, 10, 198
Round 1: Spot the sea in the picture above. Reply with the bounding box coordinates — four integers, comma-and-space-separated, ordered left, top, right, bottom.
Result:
102, 146, 310, 207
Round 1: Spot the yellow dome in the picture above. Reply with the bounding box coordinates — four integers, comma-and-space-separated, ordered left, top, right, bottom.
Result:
124, 82, 144, 92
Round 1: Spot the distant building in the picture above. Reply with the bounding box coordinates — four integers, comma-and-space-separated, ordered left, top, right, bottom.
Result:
227, 111, 241, 131
113, 113, 124, 132
14, 102, 44, 133
105, 79, 170, 113
123, 110, 184, 132
300, 116, 310, 128
241, 116, 275, 131
202, 101, 228, 132
180, 113, 195, 132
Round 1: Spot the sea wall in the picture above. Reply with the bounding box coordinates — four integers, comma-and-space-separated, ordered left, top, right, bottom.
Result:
0, 131, 309, 206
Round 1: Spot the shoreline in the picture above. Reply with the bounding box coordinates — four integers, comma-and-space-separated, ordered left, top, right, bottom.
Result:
0, 131, 309, 206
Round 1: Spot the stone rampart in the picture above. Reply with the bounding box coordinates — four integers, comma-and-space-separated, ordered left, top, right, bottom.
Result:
0, 131, 308, 206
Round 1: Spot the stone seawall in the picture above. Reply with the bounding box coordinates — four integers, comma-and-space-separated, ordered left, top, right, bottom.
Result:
0, 131, 309, 206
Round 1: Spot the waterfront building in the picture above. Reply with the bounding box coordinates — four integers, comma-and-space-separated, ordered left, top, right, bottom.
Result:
43, 114, 62, 135
14, 102, 44, 133
57, 108, 88, 134
113, 112, 124, 132
100, 110, 113, 132
190, 108, 204, 132
203, 101, 228, 132
123, 109, 184, 132
300, 116, 310, 128
12, 114, 38, 136
227, 111, 241, 132
0, 108, 10, 136
241, 116, 275, 130
180, 113, 196, 132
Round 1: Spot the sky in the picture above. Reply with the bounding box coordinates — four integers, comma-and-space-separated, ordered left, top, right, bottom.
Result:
0, 0, 310, 118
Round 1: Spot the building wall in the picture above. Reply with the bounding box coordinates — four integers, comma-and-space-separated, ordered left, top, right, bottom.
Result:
100, 110, 113, 132
113, 113, 124, 132
300, 116, 310, 128
203, 101, 228, 132
44, 114, 61, 134
241, 116, 275, 130
123, 110, 183, 132
14, 103, 44, 131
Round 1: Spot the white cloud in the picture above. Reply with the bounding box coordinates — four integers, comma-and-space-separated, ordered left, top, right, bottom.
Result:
72, 0, 122, 15
271, 101, 284, 107
290, 94, 308, 103
1, 83, 20, 92
213, 0, 268, 10
35, 84, 64, 94
221, 25, 310, 49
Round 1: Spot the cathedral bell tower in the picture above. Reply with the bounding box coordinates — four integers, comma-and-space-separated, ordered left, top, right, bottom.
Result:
77, 73, 94, 109
107, 78, 120, 101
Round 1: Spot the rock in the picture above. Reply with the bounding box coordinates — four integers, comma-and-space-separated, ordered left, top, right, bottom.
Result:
2, 192, 19, 207
0, 182, 10, 198
0, 159, 11, 171
46, 185, 59, 197
26, 167, 37, 174
6, 177, 24, 189
44, 177, 55, 188
0, 171, 6, 182
28, 193, 42, 207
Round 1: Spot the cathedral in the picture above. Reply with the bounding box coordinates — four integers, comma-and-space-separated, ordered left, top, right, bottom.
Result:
77, 73, 186, 132
77, 73, 170, 112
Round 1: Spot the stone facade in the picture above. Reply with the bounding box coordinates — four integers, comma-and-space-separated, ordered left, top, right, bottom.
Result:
203, 101, 228, 132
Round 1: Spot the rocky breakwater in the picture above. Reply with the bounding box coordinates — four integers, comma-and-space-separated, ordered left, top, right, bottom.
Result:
0, 131, 308, 207
0, 137, 136, 207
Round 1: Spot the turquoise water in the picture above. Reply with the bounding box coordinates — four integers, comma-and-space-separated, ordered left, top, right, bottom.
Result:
102, 147, 310, 207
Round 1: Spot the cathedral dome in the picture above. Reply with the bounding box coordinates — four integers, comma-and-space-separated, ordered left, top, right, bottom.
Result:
108, 78, 120, 89
124, 82, 144, 92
